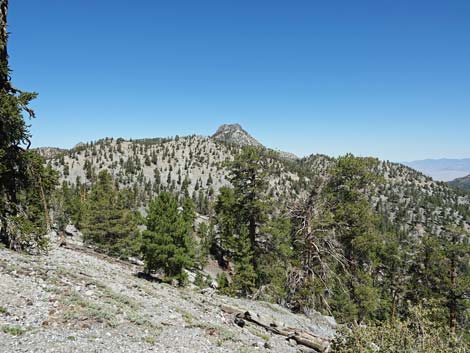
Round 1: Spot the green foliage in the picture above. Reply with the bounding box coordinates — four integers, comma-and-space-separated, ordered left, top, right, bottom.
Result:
229, 147, 271, 262
374, 229, 413, 321
448, 174, 470, 191
214, 186, 238, 253
412, 227, 470, 331
2, 325, 27, 336
141, 192, 194, 285
331, 305, 469, 353
81, 170, 140, 257
214, 146, 274, 295
1, 151, 58, 252
257, 216, 293, 303
326, 154, 382, 322
53, 181, 86, 230
216, 273, 230, 292
194, 221, 212, 269
194, 271, 205, 288
0, 7, 57, 251
231, 226, 257, 296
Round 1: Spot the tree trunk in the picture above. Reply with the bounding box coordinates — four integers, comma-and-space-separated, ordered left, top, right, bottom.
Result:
221, 304, 331, 352
248, 169, 258, 272
449, 257, 457, 333
37, 172, 50, 231
391, 292, 396, 322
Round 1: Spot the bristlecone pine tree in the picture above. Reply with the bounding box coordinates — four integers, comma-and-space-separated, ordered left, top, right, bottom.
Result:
0, 0, 57, 251
288, 177, 340, 315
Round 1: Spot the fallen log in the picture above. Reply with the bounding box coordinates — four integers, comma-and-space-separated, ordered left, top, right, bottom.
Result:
220, 304, 331, 352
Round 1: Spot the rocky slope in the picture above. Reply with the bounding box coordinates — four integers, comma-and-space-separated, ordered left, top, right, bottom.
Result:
0, 238, 335, 353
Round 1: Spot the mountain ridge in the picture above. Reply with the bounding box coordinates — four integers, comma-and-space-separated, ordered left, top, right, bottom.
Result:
38, 124, 470, 239
403, 158, 470, 181
449, 174, 470, 191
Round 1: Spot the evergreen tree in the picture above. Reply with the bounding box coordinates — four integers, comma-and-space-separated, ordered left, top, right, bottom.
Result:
413, 227, 470, 332
231, 225, 257, 296
377, 228, 413, 322
213, 147, 272, 294
194, 221, 212, 269
181, 196, 196, 231
257, 215, 293, 304
56, 181, 86, 229
442, 227, 470, 332
213, 147, 276, 296
214, 186, 237, 262
0, 2, 57, 250
141, 192, 193, 285
81, 170, 140, 257
326, 154, 382, 322
229, 146, 270, 267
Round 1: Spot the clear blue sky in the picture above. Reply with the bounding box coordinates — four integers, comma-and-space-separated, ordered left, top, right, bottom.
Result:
8, 0, 470, 161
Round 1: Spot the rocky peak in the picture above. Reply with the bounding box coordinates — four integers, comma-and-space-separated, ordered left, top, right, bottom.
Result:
211, 123, 262, 147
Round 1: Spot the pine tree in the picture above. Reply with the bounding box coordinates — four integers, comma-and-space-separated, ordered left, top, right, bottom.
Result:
413, 227, 470, 332
0, 1, 57, 250
181, 196, 196, 231
377, 228, 414, 322
288, 180, 340, 314
141, 192, 193, 285
214, 147, 273, 295
231, 226, 257, 296
257, 215, 293, 304
214, 186, 238, 261
81, 170, 140, 257
194, 222, 212, 269
326, 154, 382, 322
229, 147, 270, 266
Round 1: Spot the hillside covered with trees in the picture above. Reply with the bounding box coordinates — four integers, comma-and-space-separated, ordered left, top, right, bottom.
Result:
33, 130, 470, 351
1, 1, 469, 351
449, 174, 470, 191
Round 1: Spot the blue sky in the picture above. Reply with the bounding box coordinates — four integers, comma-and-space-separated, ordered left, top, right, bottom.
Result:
8, 0, 470, 161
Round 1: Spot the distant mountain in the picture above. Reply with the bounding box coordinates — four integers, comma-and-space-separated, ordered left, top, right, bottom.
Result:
211, 123, 262, 147
38, 123, 470, 239
403, 158, 470, 181
449, 174, 470, 191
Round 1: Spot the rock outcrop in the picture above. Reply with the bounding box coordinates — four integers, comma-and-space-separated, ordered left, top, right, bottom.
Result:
211, 123, 263, 147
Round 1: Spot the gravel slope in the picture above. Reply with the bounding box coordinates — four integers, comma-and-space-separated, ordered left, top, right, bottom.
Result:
0, 242, 335, 353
